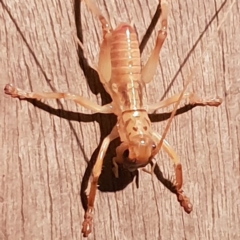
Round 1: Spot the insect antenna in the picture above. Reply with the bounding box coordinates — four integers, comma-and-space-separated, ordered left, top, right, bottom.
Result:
154, 0, 236, 155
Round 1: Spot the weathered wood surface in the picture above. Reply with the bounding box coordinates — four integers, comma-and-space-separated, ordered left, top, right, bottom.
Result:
0, 0, 239, 239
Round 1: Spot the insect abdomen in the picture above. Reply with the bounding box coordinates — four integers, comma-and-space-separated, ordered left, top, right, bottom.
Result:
110, 23, 143, 110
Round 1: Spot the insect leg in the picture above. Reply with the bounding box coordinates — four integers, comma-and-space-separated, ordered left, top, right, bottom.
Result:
4, 83, 113, 114
82, 0, 112, 87
147, 92, 222, 113
152, 132, 193, 213
83, 0, 112, 34
141, 0, 168, 84
82, 126, 119, 237
98, 31, 112, 85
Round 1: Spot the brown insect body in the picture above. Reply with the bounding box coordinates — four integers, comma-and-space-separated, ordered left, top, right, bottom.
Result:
108, 23, 154, 168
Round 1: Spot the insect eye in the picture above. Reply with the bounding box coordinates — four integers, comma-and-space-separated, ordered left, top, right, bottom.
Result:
133, 127, 138, 131
123, 149, 129, 158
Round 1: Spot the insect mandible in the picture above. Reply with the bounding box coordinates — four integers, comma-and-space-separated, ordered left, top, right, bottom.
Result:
4, 0, 225, 237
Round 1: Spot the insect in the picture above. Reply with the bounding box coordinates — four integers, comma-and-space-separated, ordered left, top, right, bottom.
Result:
4, 0, 226, 237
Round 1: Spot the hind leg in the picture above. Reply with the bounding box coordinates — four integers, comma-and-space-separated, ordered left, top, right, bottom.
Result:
82, 0, 113, 87
141, 0, 168, 84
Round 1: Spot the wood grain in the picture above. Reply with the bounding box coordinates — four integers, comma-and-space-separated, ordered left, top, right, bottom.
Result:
0, 0, 239, 239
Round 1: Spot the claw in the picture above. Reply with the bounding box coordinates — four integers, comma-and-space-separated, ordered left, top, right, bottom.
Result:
176, 189, 193, 213
82, 209, 93, 237
4, 83, 16, 96
4, 83, 27, 99
173, 167, 192, 214
206, 97, 222, 107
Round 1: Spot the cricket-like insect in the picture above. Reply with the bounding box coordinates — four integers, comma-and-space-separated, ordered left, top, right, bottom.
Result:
4, 0, 226, 237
